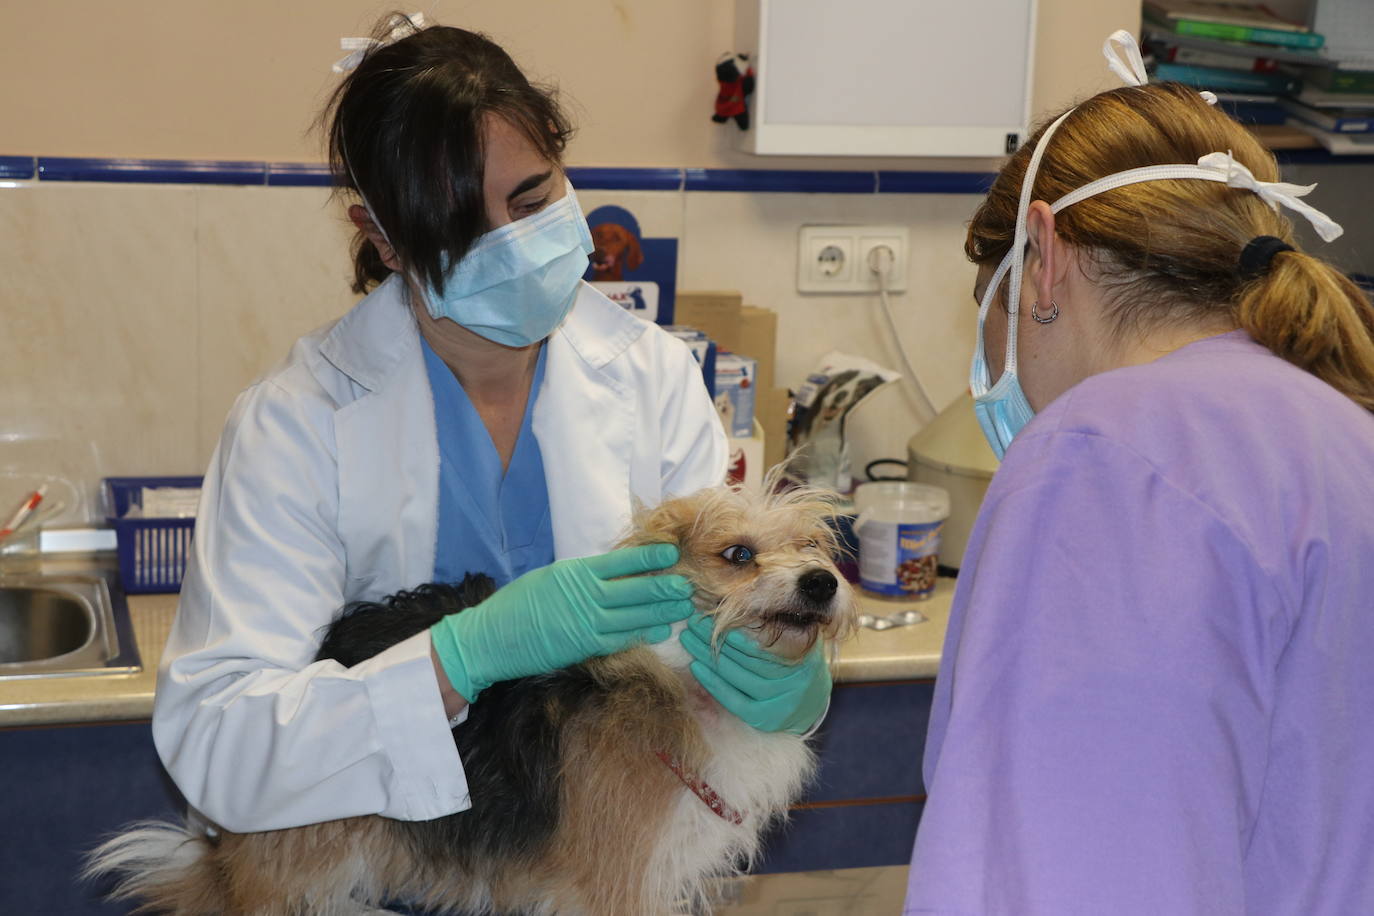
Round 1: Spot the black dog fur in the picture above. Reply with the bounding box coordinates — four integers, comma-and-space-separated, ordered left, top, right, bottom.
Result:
314, 575, 611, 875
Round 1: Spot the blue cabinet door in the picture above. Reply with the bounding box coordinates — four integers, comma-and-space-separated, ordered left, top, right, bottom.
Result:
1, 681, 935, 906
0, 721, 181, 915
755, 679, 934, 874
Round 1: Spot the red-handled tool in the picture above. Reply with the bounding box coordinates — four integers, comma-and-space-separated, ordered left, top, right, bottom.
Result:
0, 484, 48, 542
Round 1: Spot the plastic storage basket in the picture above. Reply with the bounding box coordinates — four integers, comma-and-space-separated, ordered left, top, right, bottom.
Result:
104, 476, 203, 594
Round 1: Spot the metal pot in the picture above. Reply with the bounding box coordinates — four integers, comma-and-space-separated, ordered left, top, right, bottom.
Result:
905, 392, 998, 570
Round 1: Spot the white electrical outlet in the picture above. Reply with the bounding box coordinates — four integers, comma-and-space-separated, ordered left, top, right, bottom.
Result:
797, 230, 855, 291
798, 225, 908, 293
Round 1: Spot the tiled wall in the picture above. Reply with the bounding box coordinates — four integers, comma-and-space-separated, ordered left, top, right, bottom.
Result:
1, 179, 354, 518
0, 168, 986, 518
3, 154, 1369, 523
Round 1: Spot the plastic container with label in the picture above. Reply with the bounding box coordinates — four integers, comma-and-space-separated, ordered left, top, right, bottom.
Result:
854, 481, 950, 600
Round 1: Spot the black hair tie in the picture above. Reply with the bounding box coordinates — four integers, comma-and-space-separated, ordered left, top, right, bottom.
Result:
1238, 235, 1295, 280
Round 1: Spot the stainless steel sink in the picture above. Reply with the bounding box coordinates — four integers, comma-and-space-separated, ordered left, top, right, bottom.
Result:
0, 570, 141, 679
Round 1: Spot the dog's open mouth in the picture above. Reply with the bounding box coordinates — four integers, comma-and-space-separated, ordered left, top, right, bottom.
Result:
762, 609, 829, 630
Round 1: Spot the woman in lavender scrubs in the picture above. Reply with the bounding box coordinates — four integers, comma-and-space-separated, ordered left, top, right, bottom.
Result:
905, 71, 1374, 916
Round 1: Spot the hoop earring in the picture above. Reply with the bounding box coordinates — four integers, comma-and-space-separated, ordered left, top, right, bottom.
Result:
1031, 300, 1059, 324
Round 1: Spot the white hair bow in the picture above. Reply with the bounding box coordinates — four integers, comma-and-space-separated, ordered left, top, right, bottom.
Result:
1049, 150, 1344, 241
332, 12, 426, 74
1103, 29, 1218, 105
1197, 152, 1344, 241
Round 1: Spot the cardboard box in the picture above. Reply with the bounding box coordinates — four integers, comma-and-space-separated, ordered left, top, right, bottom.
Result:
677, 291, 784, 467
675, 292, 777, 392
736, 306, 778, 391
673, 291, 743, 348
756, 385, 792, 472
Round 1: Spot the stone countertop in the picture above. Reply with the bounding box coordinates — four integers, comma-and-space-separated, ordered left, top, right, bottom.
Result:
1, 579, 953, 729
836, 577, 953, 682
0, 591, 177, 729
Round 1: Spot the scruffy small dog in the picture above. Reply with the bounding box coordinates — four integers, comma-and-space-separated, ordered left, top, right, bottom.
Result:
87, 483, 856, 915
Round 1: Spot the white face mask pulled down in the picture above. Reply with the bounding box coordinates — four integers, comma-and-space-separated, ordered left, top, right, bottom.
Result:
971, 30, 1344, 461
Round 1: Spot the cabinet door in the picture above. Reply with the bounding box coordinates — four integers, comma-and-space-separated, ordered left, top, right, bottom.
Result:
755, 679, 934, 874
738, 0, 1035, 156
3, 688, 935, 902
0, 721, 181, 915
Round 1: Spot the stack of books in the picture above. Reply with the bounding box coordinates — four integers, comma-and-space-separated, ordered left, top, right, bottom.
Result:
1280, 84, 1374, 154
1142, 1, 1323, 128
1278, 0, 1374, 155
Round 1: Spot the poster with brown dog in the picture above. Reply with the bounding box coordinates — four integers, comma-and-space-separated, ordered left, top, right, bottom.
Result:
582, 204, 680, 323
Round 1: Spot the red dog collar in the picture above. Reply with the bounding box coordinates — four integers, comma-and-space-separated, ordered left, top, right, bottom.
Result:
655, 750, 745, 826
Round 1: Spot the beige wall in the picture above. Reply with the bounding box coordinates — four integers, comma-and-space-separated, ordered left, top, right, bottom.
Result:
0, 0, 1144, 522
2, 0, 1139, 166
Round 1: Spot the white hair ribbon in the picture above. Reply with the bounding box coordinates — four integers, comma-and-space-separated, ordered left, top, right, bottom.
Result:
1103, 29, 1218, 105
1198, 152, 1344, 241
1046, 151, 1344, 242
332, 12, 426, 74
1104, 29, 1149, 86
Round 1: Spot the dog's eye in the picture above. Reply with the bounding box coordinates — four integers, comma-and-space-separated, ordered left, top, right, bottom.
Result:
721, 544, 754, 565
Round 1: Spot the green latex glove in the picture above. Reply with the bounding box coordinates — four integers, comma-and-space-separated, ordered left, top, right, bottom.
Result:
430, 544, 693, 703
680, 614, 832, 735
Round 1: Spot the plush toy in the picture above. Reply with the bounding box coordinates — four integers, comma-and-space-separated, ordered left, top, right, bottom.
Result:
712, 52, 755, 131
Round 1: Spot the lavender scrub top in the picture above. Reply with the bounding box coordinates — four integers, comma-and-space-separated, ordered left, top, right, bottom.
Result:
905, 331, 1374, 915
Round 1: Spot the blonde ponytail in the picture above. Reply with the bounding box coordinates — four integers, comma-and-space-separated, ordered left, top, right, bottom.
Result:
1237, 254, 1374, 411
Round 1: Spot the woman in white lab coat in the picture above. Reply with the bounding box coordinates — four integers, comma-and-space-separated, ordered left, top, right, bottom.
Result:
152, 19, 834, 835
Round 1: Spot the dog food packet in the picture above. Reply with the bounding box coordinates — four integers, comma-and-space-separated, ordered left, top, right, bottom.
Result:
715, 353, 757, 439
787, 351, 900, 492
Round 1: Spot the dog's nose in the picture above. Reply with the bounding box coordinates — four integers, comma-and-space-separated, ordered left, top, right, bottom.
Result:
798, 569, 838, 604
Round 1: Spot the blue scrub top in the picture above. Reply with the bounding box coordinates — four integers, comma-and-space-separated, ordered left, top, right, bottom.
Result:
422, 338, 554, 588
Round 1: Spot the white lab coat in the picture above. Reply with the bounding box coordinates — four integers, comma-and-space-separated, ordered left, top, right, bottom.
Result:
152, 276, 728, 832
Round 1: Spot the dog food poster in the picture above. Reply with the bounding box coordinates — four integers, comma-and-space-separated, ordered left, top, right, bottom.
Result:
582, 204, 679, 324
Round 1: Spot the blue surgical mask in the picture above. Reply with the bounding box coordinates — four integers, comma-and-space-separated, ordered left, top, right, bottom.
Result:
969, 105, 1071, 462
424, 180, 593, 347
971, 221, 1036, 461
354, 174, 593, 348
971, 254, 1034, 461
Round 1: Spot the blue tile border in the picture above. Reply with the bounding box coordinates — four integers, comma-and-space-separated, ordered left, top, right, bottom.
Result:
6, 151, 1367, 192
37, 157, 268, 185
567, 167, 683, 191
685, 168, 876, 193
877, 170, 997, 194
267, 162, 336, 187
8, 156, 991, 193
0, 156, 36, 180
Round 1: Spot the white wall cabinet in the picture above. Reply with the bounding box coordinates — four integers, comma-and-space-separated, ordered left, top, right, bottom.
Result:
735, 0, 1038, 157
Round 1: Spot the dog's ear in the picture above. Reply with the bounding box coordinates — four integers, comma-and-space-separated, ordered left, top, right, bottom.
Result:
625, 233, 644, 271
619, 495, 703, 551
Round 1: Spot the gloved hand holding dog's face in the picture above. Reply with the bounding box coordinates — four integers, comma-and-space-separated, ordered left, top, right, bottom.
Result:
429, 544, 694, 704
680, 615, 832, 735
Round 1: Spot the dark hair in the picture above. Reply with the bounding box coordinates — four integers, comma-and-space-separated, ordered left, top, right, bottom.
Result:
968, 81, 1374, 411
324, 17, 574, 294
